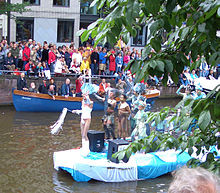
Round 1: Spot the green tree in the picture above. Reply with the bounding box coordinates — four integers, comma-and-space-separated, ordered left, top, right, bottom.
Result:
79, 0, 220, 173
0, 1, 29, 15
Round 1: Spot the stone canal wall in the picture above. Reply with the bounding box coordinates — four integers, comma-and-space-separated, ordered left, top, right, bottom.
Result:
0, 75, 180, 106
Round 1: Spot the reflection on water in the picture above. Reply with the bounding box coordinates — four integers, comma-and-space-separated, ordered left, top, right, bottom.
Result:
0, 99, 178, 193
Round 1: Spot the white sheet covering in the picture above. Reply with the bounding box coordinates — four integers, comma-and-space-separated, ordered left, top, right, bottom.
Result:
53, 149, 138, 182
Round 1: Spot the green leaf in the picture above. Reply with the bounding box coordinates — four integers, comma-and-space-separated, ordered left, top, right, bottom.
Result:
198, 23, 206, 33
87, 21, 98, 30
156, 60, 165, 72
166, 0, 177, 13
180, 117, 193, 131
180, 27, 190, 40
209, 53, 218, 66
150, 38, 161, 52
110, 0, 118, 8
218, 7, 220, 17
198, 110, 211, 131
98, 0, 106, 10
90, 0, 99, 8
81, 30, 91, 42
164, 60, 173, 72
76, 29, 86, 37
149, 60, 157, 69
142, 46, 151, 59
144, 0, 160, 15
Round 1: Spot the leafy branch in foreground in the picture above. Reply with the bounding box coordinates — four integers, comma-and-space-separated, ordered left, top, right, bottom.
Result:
114, 85, 220, 173
78, 0, 220, 84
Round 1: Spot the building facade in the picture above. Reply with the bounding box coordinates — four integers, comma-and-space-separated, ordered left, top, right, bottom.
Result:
9, 0, 80, 46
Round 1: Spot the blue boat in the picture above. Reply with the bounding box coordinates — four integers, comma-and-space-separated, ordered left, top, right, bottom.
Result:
12, 88, 160, 112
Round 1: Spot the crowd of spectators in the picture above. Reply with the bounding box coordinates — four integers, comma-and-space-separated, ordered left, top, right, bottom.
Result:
0, 38, 219, 86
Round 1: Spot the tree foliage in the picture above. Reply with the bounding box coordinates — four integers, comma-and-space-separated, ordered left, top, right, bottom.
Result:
79, 0, 220, 83
79, 0, 220, 172
0, 1, 29, 15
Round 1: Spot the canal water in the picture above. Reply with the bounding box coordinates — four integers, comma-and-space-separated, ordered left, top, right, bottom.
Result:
0, 99, 179, 193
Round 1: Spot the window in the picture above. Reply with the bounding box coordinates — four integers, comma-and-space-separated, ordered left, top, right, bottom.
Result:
57, 20, 74, 42
80, 0, 98, 15
23, 0, 40, 5
53, 0, 70, 7
131, 26, 148, 46
16, 18, 34, 42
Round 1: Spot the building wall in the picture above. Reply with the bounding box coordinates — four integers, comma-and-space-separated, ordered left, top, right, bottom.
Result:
10, 0, 80, 46
0, 15, 7, 40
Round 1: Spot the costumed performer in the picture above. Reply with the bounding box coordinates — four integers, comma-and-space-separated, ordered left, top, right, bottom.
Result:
118, 94, 131, 139
131, 100, 149, 141
72, 93, 93, 155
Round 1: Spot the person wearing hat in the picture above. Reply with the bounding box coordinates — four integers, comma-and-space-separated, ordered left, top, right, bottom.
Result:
131, 100, 148, 141
193, 86, 206, 100
80, 56, 90, 74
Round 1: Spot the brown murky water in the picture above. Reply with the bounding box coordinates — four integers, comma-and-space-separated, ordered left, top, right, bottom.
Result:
0, 99, 180, 193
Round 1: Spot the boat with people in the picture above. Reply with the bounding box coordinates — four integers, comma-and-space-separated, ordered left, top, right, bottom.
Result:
12, 88, 160, 112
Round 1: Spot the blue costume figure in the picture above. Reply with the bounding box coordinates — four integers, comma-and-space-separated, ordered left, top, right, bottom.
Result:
131, 101, 149, 141
129, 83, 149, 134
192, 86, 206, 100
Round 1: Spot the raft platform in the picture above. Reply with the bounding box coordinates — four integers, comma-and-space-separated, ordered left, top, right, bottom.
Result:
53, 148, 192, 182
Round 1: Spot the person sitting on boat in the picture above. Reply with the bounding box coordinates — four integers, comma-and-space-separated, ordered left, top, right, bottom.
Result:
72, 93, 93, 156
28, 82, 37, 93
17, 72, 28, 91
48, 85, 56, 100
206, 69, 216, 80
103, 91, 117, 140
38, 78, 48, 94
47, 78, 57, 95
131, 101, 149, 141
190, 69, 198, 84
118, 94, 131, 139
61, 78, 72, 98
98, 78, 108, 97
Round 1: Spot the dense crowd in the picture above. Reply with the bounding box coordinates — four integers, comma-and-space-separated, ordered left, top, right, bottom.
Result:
0, 38, 219, 86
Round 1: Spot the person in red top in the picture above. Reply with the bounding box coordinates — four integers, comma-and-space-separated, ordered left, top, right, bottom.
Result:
98, 78, 108, 96
22, 43, 30, 70
75, 75, 83, 97
48, 45, 56, 73
109, 50, 116, 75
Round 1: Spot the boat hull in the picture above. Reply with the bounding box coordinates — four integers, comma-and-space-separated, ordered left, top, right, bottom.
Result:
12, 88, 159, 112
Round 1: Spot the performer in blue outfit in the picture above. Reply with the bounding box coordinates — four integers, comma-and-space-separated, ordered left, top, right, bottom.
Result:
131, 101, 149, 141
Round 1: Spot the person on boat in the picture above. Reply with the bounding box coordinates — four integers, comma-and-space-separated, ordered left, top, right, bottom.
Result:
103, 91, 117, 139
116, 78, 127, 94
28, 82, 37, 93
176, 85, 193, 100
131, 101, 149, 141
47, 78, 57, 95
72, 93, 93, 155
48, 85, 56, 100
118, 94, 131, 139
61, 78, 72, 97
38, 78, 48, 94
75, 75, 83, 97
17, 72, 28, 91
192, 86, 206, 100
206, 69, 216, 80
190, 69, 198, 84
98, 78, 108, 97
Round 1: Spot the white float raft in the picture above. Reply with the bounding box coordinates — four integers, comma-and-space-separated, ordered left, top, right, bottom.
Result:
53, 148, 192, 182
